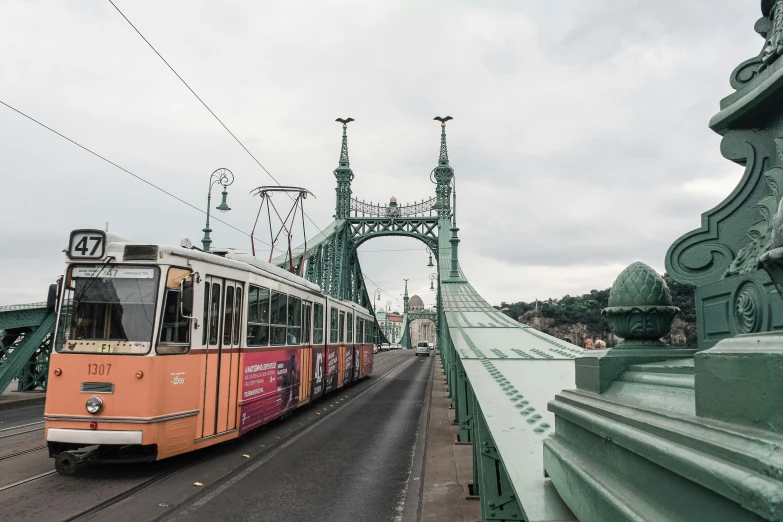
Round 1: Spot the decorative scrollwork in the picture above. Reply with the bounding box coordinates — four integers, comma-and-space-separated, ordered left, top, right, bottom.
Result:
731, 55, 765, 89
726, 163, 783, 277
761, 0, 783, 69
734, 283, 762, 333
210, 167, 234, 188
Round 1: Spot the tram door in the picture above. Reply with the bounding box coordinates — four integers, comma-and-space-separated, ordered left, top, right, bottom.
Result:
201, 276, 243, 439
300, 302, 312, 401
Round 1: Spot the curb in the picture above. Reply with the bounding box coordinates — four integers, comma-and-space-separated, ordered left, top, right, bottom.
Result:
401, 355, 434, 522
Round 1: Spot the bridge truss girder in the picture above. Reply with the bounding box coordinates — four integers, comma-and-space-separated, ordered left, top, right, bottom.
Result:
278, 216, 441, 347
347, 217, 438, 254
0, 308, 56, 392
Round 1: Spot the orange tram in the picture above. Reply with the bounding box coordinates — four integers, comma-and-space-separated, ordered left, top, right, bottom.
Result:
45, 229, 377, 475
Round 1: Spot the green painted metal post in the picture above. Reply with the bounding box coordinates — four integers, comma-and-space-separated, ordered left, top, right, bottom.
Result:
473, 405, 524, 521
456, 358, 474, 443
201, 168, 233, 252
448, 332, 457, 407
471, 388, 480, 497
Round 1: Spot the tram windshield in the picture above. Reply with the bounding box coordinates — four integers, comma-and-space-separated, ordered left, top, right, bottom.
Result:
55, 265, 160, 354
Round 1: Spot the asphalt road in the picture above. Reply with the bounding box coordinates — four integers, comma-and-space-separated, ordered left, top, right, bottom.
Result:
166, 350, 432, 522
0, 350, 432, 522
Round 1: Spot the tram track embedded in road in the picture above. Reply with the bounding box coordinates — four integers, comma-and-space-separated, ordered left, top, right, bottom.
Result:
0, 420, 45, 433
163, 352, 417, 522
59, 352, 414, 522
0, 470, 57, 493
0, 425, 44, 441
0, 445, 47, 461
0, 353, 413, 518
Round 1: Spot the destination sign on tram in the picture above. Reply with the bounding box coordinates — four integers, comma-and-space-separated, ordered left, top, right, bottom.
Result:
71, 266, 156, 279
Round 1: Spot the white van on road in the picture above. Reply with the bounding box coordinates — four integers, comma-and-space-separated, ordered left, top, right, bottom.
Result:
415, 341, 431, 356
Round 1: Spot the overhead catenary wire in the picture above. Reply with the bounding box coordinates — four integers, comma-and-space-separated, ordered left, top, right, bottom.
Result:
0, 99, 279, 252
108, 1, 417, 315
107, 0, 328, 240
361, 272, 402, 307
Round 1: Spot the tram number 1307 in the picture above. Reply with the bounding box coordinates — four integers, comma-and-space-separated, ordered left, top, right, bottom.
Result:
87, 363, 111, 376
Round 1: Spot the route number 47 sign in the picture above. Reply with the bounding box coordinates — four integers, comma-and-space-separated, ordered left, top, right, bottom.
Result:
68, 229, 106, 259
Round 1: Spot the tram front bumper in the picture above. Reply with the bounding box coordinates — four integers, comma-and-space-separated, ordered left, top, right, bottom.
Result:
47, 428, 142, 445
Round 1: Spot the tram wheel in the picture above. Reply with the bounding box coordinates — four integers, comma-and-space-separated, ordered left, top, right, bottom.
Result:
55, 451, 78, 476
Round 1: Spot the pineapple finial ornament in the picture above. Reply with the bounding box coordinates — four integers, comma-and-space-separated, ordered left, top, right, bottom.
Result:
602, 262, 680, 349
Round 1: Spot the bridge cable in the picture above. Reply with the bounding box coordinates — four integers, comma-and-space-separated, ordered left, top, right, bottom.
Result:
0, 99, 277, 253
108, 2, 418, 316
107, 0, 329, 240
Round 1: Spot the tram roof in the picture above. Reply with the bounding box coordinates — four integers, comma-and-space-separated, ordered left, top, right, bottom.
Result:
96, 235, 370, 314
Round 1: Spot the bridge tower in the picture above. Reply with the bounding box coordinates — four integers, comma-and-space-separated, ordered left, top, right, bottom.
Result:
334, 118, 354, 219
403, 279, 409, 314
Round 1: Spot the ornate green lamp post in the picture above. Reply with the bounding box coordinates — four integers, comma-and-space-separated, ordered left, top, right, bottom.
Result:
386, 300, 392, 341
426, 246, 434, 267
201, 168, 234, 252
429, 272, 437, 291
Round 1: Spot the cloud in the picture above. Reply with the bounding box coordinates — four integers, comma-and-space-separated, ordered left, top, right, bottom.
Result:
0, 0, 764, 307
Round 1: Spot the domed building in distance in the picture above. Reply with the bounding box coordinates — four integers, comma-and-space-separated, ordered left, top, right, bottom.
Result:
408, 294, 435, 347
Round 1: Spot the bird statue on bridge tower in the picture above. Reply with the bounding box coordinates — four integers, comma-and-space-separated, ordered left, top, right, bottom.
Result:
434, 116, 453, 126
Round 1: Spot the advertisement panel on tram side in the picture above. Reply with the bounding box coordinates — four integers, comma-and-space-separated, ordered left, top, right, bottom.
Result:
353, 347, 361, 381
362, 345, 373, 377
325, 346, 339, 393
343, 347, 354, 385
239, 349, 301, 435
311, 346, 325, 400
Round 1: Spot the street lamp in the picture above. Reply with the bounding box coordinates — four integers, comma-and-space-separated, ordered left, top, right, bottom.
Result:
201, 168, 234, 252
429, 272, 437, 291
386, 300, 392, 340
426, 246, 434, 268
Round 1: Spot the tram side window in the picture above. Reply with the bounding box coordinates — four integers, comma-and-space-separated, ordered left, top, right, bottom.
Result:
247, 285, 270, 346
234, 286, 242, 346
202, 284, 210, 345
347, 312, 353, 343
314, 303, 324, 344
339, 311, 345, 343
270, 291, 287, 346
329, 307, 338, 344
158, 289, 190, 353
224, 286, 235, 345
356, 318, 363, 345
209, 283, 220, 345
288, 296, 302, 344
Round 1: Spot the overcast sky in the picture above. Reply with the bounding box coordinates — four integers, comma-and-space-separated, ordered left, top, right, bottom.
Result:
0, 1, 764, 310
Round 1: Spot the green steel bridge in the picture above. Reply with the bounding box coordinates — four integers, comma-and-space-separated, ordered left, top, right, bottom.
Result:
5, 3, 783, 519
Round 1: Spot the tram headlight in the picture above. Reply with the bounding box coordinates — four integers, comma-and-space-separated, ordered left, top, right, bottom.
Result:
85, 396, 103, 414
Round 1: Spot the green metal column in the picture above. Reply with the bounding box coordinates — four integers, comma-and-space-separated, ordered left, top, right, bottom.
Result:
455, 357, 474, 443
473, 406, 524, 521
448, 331, 457, 407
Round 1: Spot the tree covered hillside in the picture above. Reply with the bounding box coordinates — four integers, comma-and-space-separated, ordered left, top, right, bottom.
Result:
498, 274, 697, 346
